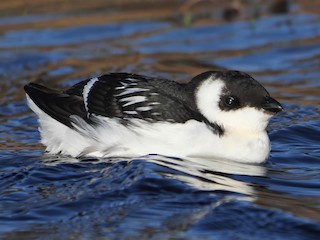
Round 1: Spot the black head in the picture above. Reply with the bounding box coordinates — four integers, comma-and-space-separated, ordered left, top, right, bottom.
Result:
192, 70, 283, 132
215, 71, 283, 114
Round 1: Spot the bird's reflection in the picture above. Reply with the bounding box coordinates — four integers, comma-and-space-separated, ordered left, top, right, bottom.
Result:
39, 154, 319, 222
40, 153, 266, 197
141, 155, 266, 196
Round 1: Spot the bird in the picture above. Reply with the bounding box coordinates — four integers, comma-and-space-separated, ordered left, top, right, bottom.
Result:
24, 70, 283, 164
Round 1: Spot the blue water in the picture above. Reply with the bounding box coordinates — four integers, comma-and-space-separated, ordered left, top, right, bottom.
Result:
0, 2, 319, 239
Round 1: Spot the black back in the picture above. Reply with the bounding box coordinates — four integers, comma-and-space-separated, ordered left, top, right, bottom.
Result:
24, 73, 203, 127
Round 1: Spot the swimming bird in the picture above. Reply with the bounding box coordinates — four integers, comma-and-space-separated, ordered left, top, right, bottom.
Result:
24, 70, 283, 163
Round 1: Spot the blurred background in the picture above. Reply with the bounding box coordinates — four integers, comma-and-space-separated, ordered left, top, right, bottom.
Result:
1, 0, 319, 105
0, 0, 319, 239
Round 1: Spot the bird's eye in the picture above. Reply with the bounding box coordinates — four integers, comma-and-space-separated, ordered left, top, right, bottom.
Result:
225, 96, 237, 106
219, 96, 240, 110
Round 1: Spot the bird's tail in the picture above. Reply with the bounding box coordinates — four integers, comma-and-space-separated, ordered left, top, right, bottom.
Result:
24, 83, 86, 127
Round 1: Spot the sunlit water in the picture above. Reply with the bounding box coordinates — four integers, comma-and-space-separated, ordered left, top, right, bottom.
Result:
0, 2, 319, 239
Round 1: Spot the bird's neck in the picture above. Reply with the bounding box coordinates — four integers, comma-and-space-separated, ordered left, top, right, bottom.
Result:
219, 129, 270, 163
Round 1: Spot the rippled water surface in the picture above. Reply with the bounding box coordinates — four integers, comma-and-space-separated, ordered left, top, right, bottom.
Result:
0, 1, 319, 239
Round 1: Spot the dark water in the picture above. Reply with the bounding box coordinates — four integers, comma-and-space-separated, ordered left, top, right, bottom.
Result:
0, 1, 319, 239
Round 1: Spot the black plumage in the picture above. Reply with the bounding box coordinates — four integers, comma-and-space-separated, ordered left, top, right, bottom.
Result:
24, 83, 87, 128
24, 71, 282, 138
25, 73, 205, 128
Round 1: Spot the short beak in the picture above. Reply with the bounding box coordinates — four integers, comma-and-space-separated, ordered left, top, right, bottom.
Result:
263, 97, 283, 114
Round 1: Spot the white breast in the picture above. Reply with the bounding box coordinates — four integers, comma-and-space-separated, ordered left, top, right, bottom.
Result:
70, 115, 270, 163
27, 94, 270, 163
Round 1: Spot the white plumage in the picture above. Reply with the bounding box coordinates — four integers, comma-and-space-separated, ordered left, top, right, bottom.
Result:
25, 71, 283, 164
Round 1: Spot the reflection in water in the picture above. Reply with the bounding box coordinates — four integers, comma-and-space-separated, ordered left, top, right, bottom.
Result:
146, 155, 264, 194
39, 153, 320, 223
43, 154, 265, 195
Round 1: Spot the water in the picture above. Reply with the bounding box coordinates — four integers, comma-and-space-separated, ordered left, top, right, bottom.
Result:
0, 1, 319, 239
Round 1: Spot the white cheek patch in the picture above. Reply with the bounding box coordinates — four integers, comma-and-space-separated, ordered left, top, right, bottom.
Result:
195, 77, 225, 123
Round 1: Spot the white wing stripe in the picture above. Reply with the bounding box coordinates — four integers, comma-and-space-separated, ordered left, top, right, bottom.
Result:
149, 102, 160, 106
114, 88, 149, 97
83, 77, 99, 113
123, 110, 138, 115
119, 96, 147, 107
136, 106, 152, 112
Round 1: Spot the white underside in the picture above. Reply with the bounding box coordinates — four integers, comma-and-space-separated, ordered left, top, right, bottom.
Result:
26, 95, 270, 164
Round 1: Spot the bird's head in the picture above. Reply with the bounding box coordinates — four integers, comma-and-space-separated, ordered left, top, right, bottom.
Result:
191, 71, 283, 134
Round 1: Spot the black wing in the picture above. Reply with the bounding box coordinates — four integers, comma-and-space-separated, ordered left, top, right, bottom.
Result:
25, 73, 201, 128
24, 83, 87, 128
84, 73, 201, 123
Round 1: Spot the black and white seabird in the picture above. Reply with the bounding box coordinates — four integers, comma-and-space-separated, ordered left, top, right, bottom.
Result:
24, 71, 283, 163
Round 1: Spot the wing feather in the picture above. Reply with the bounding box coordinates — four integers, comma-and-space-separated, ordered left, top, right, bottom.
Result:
24, 83, 87, 127
85, 73, 201, 122
25, 73, 202, 128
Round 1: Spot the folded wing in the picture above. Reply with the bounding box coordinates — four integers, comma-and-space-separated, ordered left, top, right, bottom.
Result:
25, 73, 202, 128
